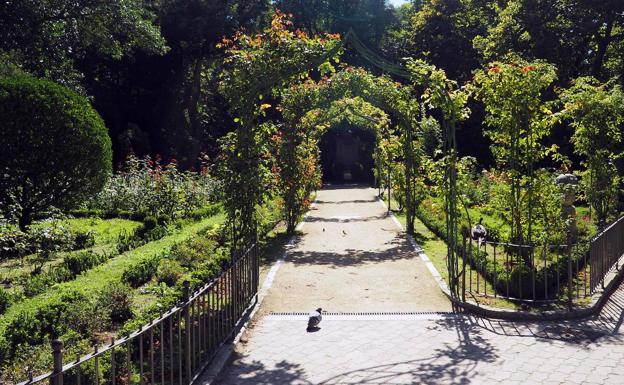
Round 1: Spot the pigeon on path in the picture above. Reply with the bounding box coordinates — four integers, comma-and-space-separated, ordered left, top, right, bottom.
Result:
307, 308, 322, 332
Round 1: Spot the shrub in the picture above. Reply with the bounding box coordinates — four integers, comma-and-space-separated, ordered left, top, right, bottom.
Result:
29, 225, 76, 273
22, 274, 56, 297
97, 282, 133, 325
121, 256, 161, 288
156, 259, 184, 286
84, 155, 217, 219
117, 220, 168, 254
1, 290, 86, 361
62, 251, 107, 276
73, 231, 96, 249
171, 234, 217, 268
0, 287, 11, 315
0, 75, 112, 231
0, 231, 30, 261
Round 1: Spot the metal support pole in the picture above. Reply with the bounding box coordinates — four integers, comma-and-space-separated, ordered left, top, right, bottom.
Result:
183, 281, 192, 382
568, 246, 573, 311
51, 340, 63, 385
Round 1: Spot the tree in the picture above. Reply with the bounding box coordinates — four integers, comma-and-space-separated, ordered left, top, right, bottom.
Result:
394, 0, 494, 81
0, 0, 167, 90
473, 57, 557, 261
473, 0, 624, 82
274, 0, 396, 47
0, 76, 112, 230
559, 77, 624, 226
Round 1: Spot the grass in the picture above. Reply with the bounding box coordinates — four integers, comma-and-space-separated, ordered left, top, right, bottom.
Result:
0, 218, 143, 289
0, 213, 225, 330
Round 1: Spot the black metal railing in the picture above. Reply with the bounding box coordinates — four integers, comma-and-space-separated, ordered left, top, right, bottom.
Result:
460, 216, 624, 305
17, 243, 259, 385
590, 216, 624, 292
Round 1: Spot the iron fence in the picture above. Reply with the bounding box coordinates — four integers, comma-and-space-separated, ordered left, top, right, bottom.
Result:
590, 216, 624, 292
460, 216, 624, 305
17, 243, 259, 385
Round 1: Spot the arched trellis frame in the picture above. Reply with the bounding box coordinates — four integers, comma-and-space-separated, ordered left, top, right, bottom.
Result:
218, 13, 467, 299
279, 68, 422, 234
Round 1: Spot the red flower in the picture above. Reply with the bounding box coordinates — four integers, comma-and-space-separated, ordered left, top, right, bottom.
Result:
522, 65, 536, 73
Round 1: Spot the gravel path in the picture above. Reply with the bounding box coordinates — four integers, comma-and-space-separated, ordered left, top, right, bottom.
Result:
260, 186, 451, 313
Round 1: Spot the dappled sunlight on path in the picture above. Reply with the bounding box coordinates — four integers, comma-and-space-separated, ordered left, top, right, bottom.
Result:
260, 186, 450, 313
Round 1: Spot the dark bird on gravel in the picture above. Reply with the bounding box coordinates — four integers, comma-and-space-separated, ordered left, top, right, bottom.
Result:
471, 217, 487, 247
307, 308, 322, 331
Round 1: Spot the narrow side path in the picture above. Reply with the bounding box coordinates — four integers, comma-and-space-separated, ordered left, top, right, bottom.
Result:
260, 186, 451, 313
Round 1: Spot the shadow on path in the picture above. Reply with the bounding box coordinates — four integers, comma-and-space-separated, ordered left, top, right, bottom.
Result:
223, 356, 314, 385
468, 283, 624, 346
316, 318, 496, 385
286, 238, 417, 268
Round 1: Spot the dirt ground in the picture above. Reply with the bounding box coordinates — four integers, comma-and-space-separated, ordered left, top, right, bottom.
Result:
260, 186, 451, 313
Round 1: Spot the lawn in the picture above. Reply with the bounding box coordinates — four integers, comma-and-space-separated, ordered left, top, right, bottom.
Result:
0, 213, 225, 334
0, 218, 143, 292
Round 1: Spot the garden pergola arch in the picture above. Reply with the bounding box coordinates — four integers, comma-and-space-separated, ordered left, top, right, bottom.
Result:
280, 68, 422, 233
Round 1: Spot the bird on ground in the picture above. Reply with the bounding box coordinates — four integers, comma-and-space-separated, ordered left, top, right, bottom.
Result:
307, 308, 323, 331
342, 229, 347, 236
471, 217, 487, 247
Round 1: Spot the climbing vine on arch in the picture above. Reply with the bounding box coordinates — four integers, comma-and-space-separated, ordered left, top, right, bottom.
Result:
278, 67, 429, 234
216, 12, 343, 249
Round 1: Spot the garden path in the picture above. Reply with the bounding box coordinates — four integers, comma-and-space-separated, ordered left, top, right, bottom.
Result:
259, 185, 451, 313
202, 186, 624, 384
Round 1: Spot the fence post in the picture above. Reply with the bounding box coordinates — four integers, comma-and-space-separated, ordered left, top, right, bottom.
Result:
567, 246, 573, 311
51, 340, 63, 385
183, 281, 192, 383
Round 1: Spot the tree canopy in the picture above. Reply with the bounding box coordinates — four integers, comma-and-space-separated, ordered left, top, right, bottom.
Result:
0, 76, 112, 230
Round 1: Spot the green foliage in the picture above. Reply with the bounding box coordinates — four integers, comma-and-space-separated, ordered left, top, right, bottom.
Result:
0, 215, 223, 376
96, 282, 134, 325
0, 290, 86, 362
63, 251, 108, 277
559, 77, 624, 226
156, 259, 184, 286
121, 255, 161, 288
28, 225, 77, 273
0, 76, 112, 231
216, 11, 342, 248
0, 288, 11, 315
280, 67, 422, 232
0, 0, 167, 88
473, 57, 557, 249
85, 155, 218, 219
